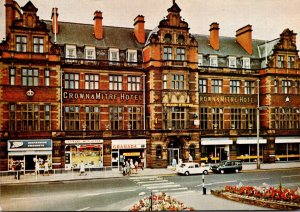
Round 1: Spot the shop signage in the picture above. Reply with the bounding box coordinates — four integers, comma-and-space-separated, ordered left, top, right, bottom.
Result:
65, 139, 103, 144
8, 139, 52, 151
112, 139, 146, 149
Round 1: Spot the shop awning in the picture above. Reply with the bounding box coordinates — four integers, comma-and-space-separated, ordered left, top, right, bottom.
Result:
237, 137, 267, 144
123, 152, 140, 156
275, 137, 300, 143
8, 150, 52, 156
201, 138, 233, 145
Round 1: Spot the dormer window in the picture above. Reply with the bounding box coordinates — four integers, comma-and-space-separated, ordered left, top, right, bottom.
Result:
16, 35, 27, 52
178, 34, 185, 44
209, 55, 218, 67
65, 45, 77, 59
198, 54, 203, 67
109, 48, 119, 61
242, 57, 251, 69
85, 46, 96, 60
228, 56, 236, 68
127, 49, 137, 63
288, 56, 295, 68
164, 33, 172, 43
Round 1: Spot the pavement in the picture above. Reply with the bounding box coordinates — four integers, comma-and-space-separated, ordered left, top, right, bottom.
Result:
1, 161, 299, 211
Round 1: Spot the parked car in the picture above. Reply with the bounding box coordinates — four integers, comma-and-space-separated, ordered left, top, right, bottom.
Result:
177, 162, 210, 176
211, 160, 242, 174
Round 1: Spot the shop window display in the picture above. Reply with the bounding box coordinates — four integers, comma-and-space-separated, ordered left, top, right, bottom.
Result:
70, 145, 103, 169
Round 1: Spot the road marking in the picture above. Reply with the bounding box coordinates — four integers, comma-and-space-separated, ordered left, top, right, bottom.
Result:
137, 180, 168, 184
142, 182, 174, 187
282, 175, 300, 178
130, 176, 159, 180
146, 184, 181, 189
241, 177, 270, 182
195, 180, 237, 187
76, 207, 90, 211
81, 189, 136, 197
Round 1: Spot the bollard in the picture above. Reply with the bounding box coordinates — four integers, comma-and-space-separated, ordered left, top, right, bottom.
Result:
202, 173, 206, 195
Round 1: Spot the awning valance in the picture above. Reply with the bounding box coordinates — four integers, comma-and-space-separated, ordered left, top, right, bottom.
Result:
275, 137, 300, 143
201, 138, 233, 145
237, 137, 267, 144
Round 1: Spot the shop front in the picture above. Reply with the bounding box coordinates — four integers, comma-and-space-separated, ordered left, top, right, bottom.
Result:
200, 137, 233, 163
236, 137, 266, 162
7, 139, 52, 171
111, 139, 146, 169
275, 137, 300, 161
64, 139, 103, 170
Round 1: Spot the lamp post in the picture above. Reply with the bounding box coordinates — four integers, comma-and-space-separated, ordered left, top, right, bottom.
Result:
256, 79, 260, 169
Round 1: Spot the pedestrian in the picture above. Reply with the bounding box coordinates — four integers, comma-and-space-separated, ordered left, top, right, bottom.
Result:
188, 153, 193, 162
122, 161, 126, 176
134, 160, 139, 173
130, 159, 135, 174
35, 159, 40, 175
126, 160, 130, 176
79, 161, 86, 176
139, 156, 144, 170
43, 160, 49, 176
15, 161, 21, 180
172, 158, 177, 168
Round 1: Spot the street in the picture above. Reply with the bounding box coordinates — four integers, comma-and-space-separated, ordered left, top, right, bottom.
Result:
1, 168, 300, 211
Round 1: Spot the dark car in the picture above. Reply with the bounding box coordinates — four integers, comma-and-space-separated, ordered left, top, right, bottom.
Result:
211, 160, 242, 174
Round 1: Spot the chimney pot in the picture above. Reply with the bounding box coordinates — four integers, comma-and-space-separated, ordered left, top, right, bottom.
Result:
51, 7, 59, 34
94, 11, 103, 40
209, 22, 219, 50
134, 15, 145, 44
236, 25, 253, 55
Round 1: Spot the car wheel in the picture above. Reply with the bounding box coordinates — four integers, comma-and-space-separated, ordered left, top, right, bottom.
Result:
220, 169, 224, 174
203, 170, 208, 175
184, 171, 189, 176
235, 169, 239, 173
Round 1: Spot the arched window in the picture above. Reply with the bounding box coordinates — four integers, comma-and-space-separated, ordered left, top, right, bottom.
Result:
178, 34, 185, 44
189, 144, 195, 160
156, 145, 162, 159
164, 34, 172, 43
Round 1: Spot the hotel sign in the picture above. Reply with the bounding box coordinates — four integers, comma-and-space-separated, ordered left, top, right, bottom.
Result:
199, 95, 256, 104
63, 92, 142, 101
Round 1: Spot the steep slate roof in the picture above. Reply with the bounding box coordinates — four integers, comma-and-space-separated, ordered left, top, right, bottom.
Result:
193, 34, 265, 58
45, 21, 151, 50
44, 20, 275, 60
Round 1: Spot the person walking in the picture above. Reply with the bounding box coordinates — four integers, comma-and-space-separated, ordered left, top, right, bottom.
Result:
43, 160, 49, 176
126, 160, 130, 176
35, 159, 40, 175
15, 161, 21, 180
188, 153, 193, 162
79, 161, 86, 176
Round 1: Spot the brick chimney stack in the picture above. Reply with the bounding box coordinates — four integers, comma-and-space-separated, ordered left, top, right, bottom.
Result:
209, 22, 220, 50
51, 7, 59, 34
94, 11, 103, 40
236, 25, 253, 55
134, 15, 145, 44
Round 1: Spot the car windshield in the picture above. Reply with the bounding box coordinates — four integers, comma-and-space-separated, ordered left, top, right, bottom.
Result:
219, 161, 226, 166
180, 164, 186, 168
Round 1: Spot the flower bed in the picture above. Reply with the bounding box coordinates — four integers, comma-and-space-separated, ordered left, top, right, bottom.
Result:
129, 192, 194, 211
211, 183, 300, 210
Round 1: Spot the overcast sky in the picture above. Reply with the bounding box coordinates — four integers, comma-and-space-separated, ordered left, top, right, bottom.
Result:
1, 0, 300, 45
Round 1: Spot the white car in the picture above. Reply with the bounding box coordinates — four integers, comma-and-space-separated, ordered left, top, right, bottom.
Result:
177, 162, 209, 176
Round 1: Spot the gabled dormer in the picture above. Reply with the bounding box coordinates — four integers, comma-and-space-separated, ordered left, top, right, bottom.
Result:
144, 1, 198, 68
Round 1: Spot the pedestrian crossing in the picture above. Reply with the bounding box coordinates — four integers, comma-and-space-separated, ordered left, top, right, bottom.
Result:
129, 176, 192, 194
